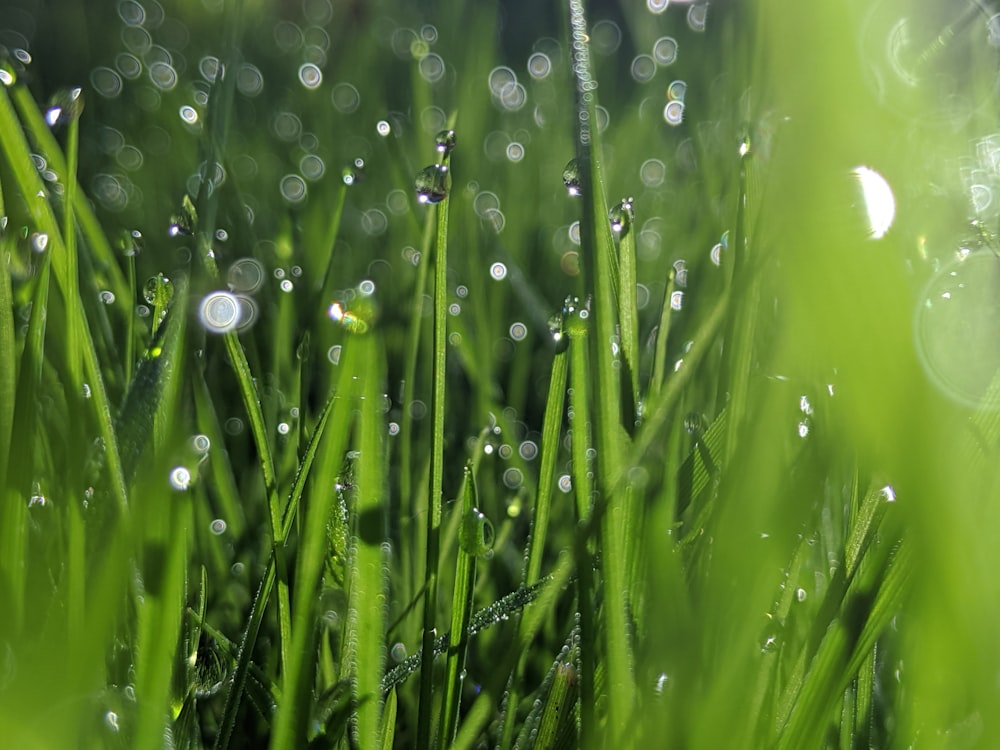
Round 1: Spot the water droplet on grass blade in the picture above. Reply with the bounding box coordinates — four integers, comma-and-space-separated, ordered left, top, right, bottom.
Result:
44, 87, 84, 128
459, 508, 495, 556
610, 197, 634, 233
415, 163, 449, 204
435, 128, 456, 155
168, 194, 197, 236
31, 233, 48, 253
562, 158, 582, 196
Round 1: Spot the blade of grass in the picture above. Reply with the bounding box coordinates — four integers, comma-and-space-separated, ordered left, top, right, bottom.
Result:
416, 115, 456, 750
214, 386, 342, 750
8, 85, 128, 303
566, 304, 598, 744
346, 331, 388, 747
439, 462, 483, 747
268, 341, 363, 749
500, 336, 568, 748
1, 223, 50, 635
0, 82, 128, 514
566, 2, 634, 734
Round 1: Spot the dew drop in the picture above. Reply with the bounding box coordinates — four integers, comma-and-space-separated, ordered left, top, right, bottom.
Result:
670, 291, 684, 310
168, 195, 197, 237
210, 519, 227, 535
610, 197, 634, 233
435, 129, 457, 155
298, 62, 323, 89
44, 86, 84, 129
179, 105, 199, 124
143, 274, 174, 307
169, 467, 192, 491
227, 258, 265, 293
509, 321, 527, 341
280, 174, 307, 204
489, 262, 507, 281
459, 507, 495, 556
663, 100, 685, 126
31, 233, 49, 253
199, 291, 241, 333
562, 158, 582, 196
376, 119, 391, 137
414, 163, 449, 204
527, 52, 552, 79
653, 36, 678, 66
99, 290, 116, 305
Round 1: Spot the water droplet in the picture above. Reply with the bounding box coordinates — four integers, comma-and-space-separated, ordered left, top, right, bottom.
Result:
105, 711, 120, 733
280, 174, 307, 204
562, 158, 582, 196
435, 129, 456, 155
459, 507, 495, 556
489, 262, 507, 281
563, 295, 589, 338
168, 195, 197, 237
673, 259, 688, 287
631, 54, 656, 82
210, 519, 227, 535
851, 166, 895, 239
31, 233, 48, 253
169, 467, 192, 491
189, 434, 211, 454
663, 100, 685, 126
653, 36, 679, 66
44, 87, 84, 128
527, 52, 552, 79
199, 291, 241, 333
420, 53, 446, 84
179, 105, 199, 124
331, 81, 360, 112
509, 322, 527, 341
143, 274, 174, 307
415, 163, 449, 204
328, 282, 378, 334
796, 587, 807, 602
640, 158, 666, 188
236, 63, 264, 96
506, 142, 525, 162
558, 474, 572, 493
99, 290, 116, 305
227, 258, 265, 293
670, 291, 684, 310
797, 421, 810, 438
298, 63, 322, 89
667, 80, 687, 102
376, 119, 391, 137
610, 197, 634, 233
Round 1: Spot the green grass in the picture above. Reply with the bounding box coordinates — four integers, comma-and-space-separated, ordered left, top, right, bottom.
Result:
3, 0, 1000, 747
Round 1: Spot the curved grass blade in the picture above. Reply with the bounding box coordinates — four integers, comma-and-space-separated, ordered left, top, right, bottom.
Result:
439, 462, 483, 748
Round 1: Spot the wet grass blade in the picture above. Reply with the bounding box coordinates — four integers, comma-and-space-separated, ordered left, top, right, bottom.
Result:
566, 2, 634, 733
500, 339, 568, 748
439, 463, 483, 747
346, 332, 388, 748
1, 223, 50, 633
116, 275, 189, 485
417, 118, 455, 750
268, 342, 361, 750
